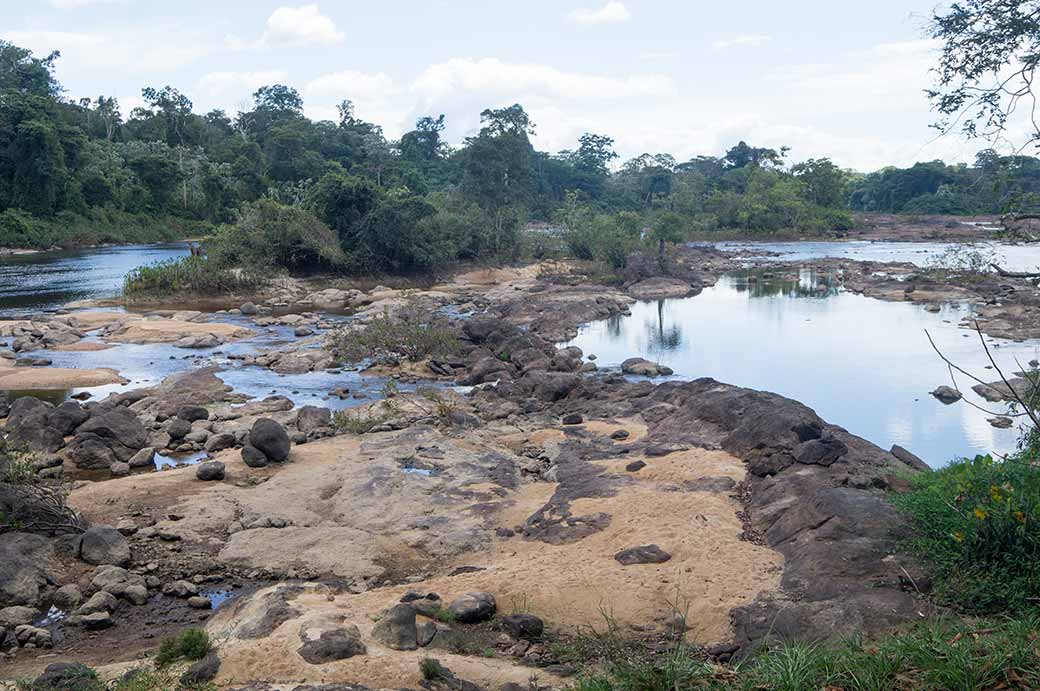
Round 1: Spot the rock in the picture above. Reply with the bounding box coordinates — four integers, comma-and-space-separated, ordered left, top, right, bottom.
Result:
181, 652, 221, 685
240, 302, 258, 315
416, 619, 438, 647
167, 418, 192, 440
250, 418, 291, 462
48, 402, 90, 436
296, 406, 332, 434
621, 357, 673, 377
204, 432, 236, 453
625, 460, 646, 472
298, 627, 366, 663
174, 334, 221, 349
241, 445, 269, 468
32, 662, 94, 688
109, 461, 130, 477
371, 603, 418, 650
499, 613, 543, 640
4, 397, 65, 453
614, 544, 671, 566
177, 405, 210, 422
187, 595, 212, 609
15, 624, 52, 648
988, 416, 1014, 429
88, 566, 147, 603
930, 385, 962, 404
0, 605, 36, 627
890, 445, 929, 472
627, 277, 694, 300
75, 610, 113, 630
128, 447, 156, 468
51, 584, 83, 611
561, 413, 583, 425
196, 461, 226, 481
74, 406, 148, 459
447, 592, 496, 623
65, 434, 117, 469
76, 591, 118, 615
610, 429, 630, 440
78, 526, 131, 567
163, 580, 199, 598
0, 532, 53, 606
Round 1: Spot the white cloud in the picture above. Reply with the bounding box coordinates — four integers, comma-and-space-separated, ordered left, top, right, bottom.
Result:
2, 30, 105, 50
411, 58, 672, 102
568, 1, 631, 25
711, 34, 771, 50
3, 27, 210, 75
262, 4, 343, 47
305, 70, 394, 98
197, 70, 290, 99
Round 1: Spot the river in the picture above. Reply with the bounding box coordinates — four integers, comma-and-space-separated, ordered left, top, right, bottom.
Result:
3, 240, 1038, 467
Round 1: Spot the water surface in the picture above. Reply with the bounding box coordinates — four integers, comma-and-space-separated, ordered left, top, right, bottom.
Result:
567, 270, 1039, 467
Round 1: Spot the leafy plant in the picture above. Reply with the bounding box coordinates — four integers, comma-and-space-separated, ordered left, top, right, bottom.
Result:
155, 628, 210, 667
329, 306, 458, 364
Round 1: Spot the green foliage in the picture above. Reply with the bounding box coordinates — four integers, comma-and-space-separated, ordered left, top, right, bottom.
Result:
329, 307, 458, 363
207, 198, 346, 273
0, 208, 205, 250
122, 256, 266, 301
574, 615, 1040, 691
155, 628, 210, 667
893, 448, 1040, 613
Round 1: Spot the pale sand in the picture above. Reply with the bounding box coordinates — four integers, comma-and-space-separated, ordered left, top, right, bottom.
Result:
0, 364, 126, 389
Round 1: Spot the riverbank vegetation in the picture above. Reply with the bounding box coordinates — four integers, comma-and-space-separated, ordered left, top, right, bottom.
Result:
4, 38, 1038, 265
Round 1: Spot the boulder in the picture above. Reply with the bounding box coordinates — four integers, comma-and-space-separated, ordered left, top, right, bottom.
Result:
930, 385, 962, 404
241, 445, 269, 468
176, 405, 210, 422
187, 596, 212, 609
250, 418, 291, 462
298, 627, 366, 663
204, 433, 236, 453
32, 663, 94, 689
15, 624, 52, 648
561, 413, 583, 425
181, 653, 221, 685
75, 591, 119, 615
88, 566, 147, 603
614, 544, 671, 566
78, 526, 131, 567
109, 461, 131, 477
296, 406, 332, 434
0, 605, 36, 628
627, 277, 694, 301
128, 447, 156, 468
499, 613, 543, 640
167, 418, 192, 440
74, 406, 148, 459
621, 357, 673, 377
0, 532, 52, 607
371, 603, 418, 650
51, 584, 83, 611
447, 592, 496, 623
65, 433, 117, 469
240, 302, 258, 315
73, 610, 113, 630
196, 461, 225, 482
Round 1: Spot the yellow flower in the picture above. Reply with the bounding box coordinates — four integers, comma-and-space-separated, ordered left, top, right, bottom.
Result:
974, 507, 988, 520
1015, 511, 1026, 524
952, 532, 964, 542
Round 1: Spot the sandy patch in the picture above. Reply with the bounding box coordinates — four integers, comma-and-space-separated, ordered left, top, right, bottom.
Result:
51, 341, 115, 352
105, 319, 252, 344
0, 366, 126, 389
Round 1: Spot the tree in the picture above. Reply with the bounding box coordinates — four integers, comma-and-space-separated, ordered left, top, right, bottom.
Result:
0, 41, 60, 97
307, 171, 380, 242
95, 96, 120, 142
478, 104, 535, 137
929, 1, 1040, 150
572, 133, 618, 175
399, 115, 446, 163
651, 211, 685, 259
723, 141, 788, 169
791, 158, 847, 207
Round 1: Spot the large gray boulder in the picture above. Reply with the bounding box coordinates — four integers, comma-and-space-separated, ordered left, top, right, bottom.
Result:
249, 418, 290, 462
0, 532, 53, 607
296, 406, 332, 434
371, 603, 417, 650
75, 406, 149, 459
447, 592, 496, 623
78, 526, 130, 566
297, 627, 366, 663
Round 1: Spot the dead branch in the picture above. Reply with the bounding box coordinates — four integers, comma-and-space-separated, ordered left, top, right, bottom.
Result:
988, 263, 1040, 278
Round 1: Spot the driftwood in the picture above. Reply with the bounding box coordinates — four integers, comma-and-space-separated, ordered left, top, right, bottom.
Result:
989, 263, 1040, 278
999, 213, 1040, 242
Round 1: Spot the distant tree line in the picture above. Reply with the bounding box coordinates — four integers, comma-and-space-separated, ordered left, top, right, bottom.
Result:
2, 39, 1039, 273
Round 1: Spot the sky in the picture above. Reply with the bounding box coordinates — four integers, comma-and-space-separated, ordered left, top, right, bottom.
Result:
0, 0, 1006, 172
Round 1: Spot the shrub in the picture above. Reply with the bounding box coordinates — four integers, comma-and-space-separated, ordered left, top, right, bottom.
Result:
207, 198, 347, 274
1, 445, 86, 536
155, 628, 210, 667
892, 448, 1040, 613
329, 306, 458, 364
123, 255, 266, 301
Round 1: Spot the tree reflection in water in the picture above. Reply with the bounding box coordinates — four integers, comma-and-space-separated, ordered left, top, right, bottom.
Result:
733, 268, 840, 298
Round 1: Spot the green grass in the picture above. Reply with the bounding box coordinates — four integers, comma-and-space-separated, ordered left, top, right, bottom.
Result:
122, 255, 267, 302
574, 615, 1040, 691
892, 442, 1040, 613
154, 628, 211, 667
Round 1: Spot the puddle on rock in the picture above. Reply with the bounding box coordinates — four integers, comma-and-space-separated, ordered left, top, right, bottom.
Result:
154, 451, 210, 470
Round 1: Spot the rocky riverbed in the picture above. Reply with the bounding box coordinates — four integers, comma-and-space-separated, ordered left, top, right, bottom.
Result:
0, 248, 1033, 689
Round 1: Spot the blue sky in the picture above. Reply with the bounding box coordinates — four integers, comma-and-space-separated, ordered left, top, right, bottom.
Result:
0, 1, 997, 171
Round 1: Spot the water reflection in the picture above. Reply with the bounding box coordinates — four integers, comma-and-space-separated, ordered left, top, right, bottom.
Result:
568, 271, 1040, 467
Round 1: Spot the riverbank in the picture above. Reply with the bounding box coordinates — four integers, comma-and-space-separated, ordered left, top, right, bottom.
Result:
0, 241, 1037, 689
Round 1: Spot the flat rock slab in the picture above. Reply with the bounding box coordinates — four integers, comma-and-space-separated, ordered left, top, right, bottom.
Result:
614, 544, 672, 566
